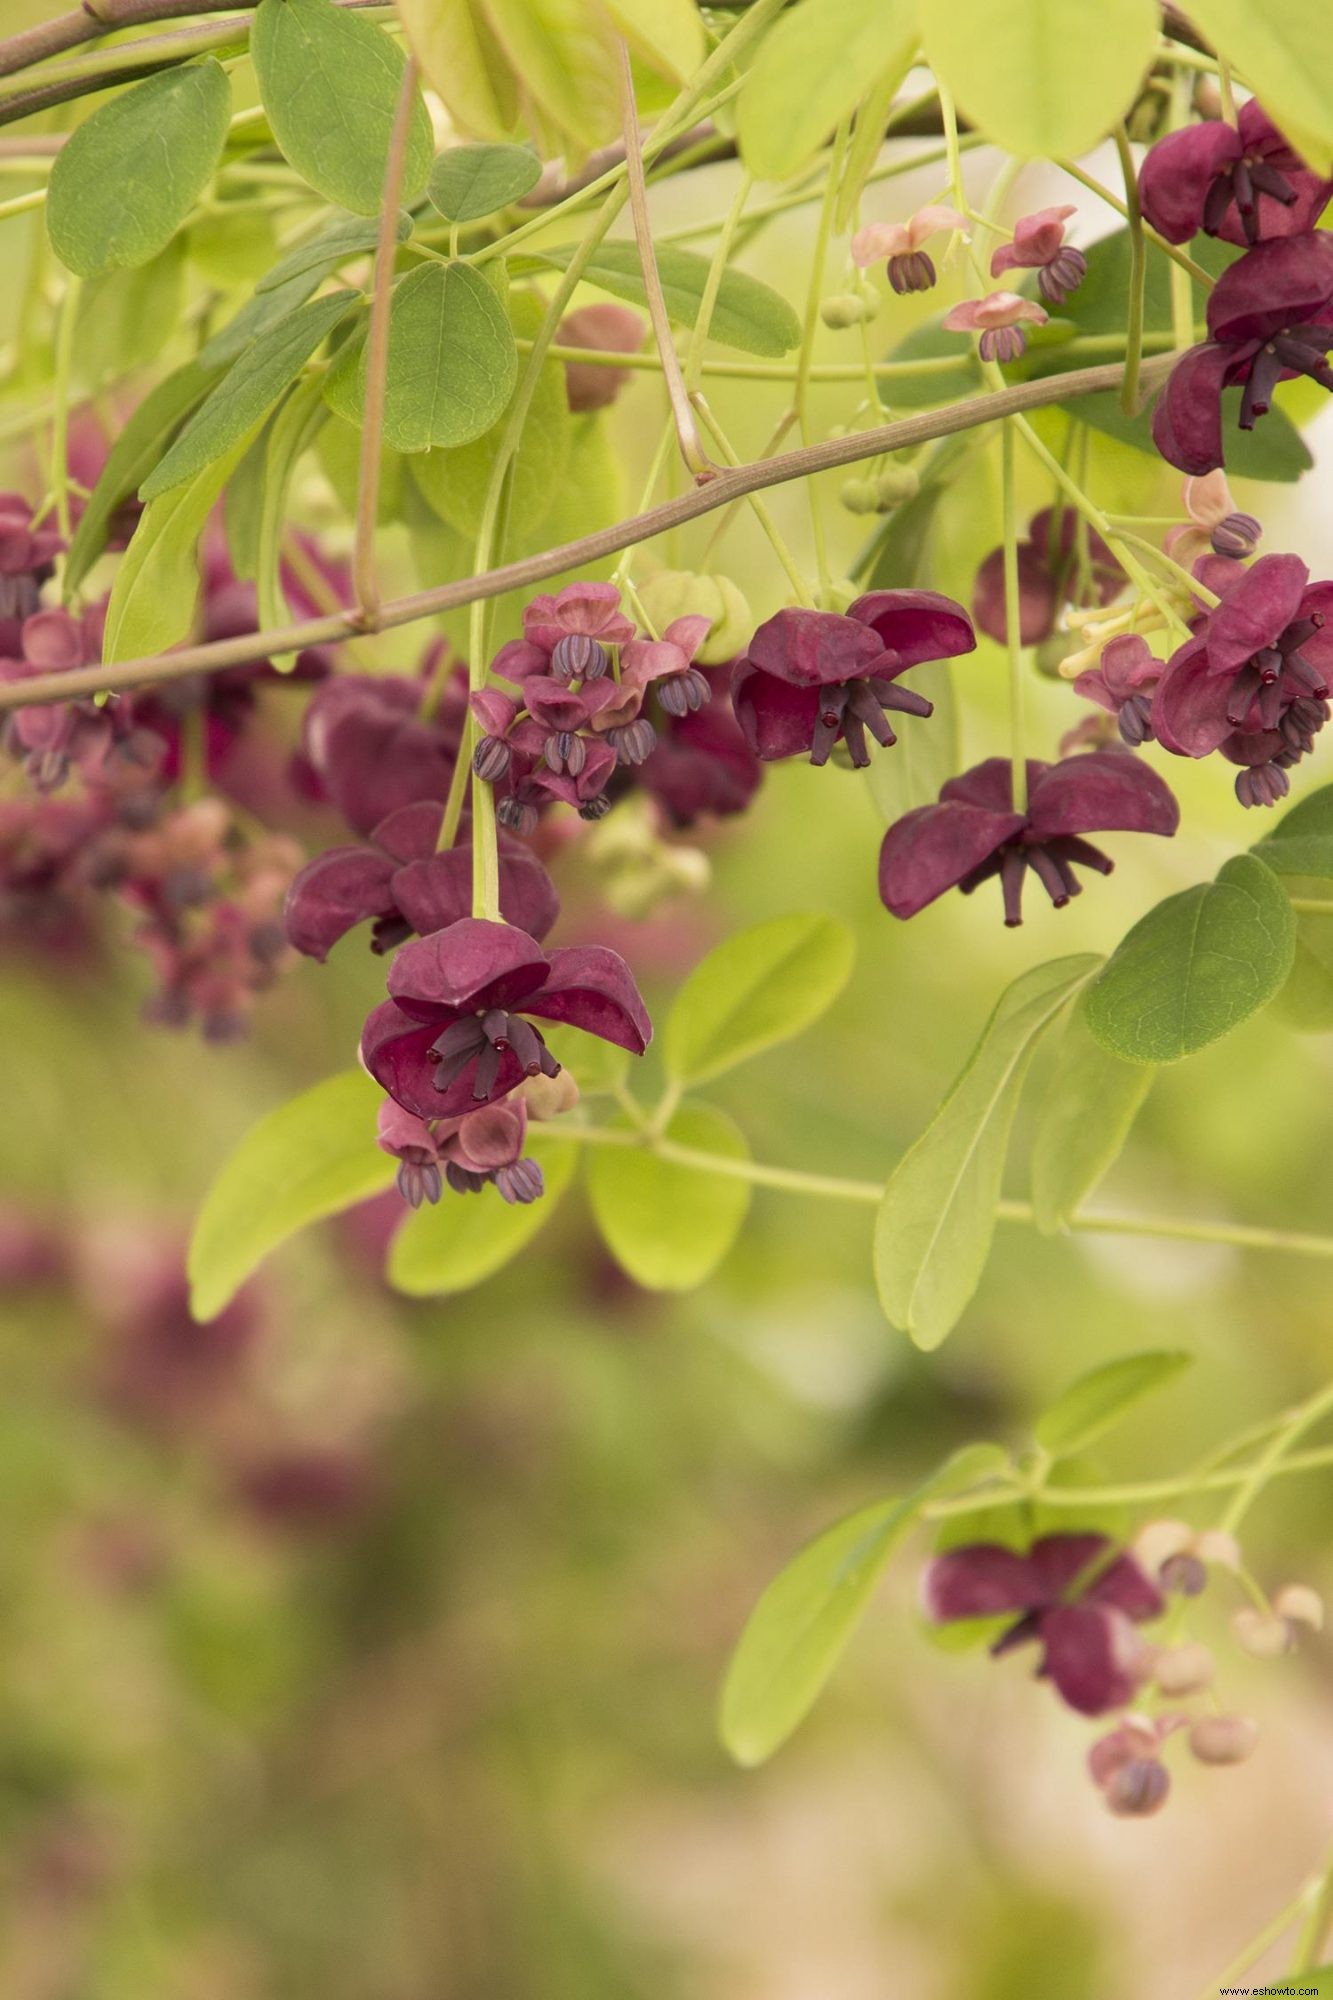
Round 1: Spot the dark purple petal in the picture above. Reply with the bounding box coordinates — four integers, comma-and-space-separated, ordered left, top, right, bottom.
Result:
848, 588, 977, 671
283, 845, 397, 960
1038, 1604, 1149, 1716
971, 543, 1059, 646
525, 945, 652, 1052
731, 665, 822, 760
386, 918, 550, 1020
920, 1544, 1043, 1622
389, 846, 559, 942
370, 800, 445, 864
1203, 551, 1310, 672
1207, 232, 1333, 344
1151, 341, 1235, 476
1026, 751, 1180, 839
1138, 120, 1242, 243
1153, 639, 1237, 756
362, 999, 462, 1120
941, 756, 1045, 813
744, 607, 886, 687
1084, 1551, 1166, 1623
1025, 1532, 1113, 1602
878, 799, 1023, 918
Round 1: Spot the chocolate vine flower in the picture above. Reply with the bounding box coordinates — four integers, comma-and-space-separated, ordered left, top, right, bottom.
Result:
361, 917, 650, 1121
376, 1097, 544, 1206
296, 672, 464, 837
1151, 552, 1333, 802
731, 593, 976, 767
990, 205, 1087, 305
493, 582, 636, 686
283, 799, 559, 960
557, 303, 646, 413
0, 493, 63, 633
1073, 633, 1166, 745
1151, 233, 1333, 475
972, 506, 1123, 647
1138, 102, 1333, 248
878, 751, 1179, 925
638, 665, 763, 826
850, 204, 967, 294
922, 1532, 1164, 1716
941, 291, 1048, 363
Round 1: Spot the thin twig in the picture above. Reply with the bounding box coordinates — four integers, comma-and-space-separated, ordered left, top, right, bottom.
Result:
352, 54, 418, 630
614, 39, 717, 483
3, 355, 1179, 714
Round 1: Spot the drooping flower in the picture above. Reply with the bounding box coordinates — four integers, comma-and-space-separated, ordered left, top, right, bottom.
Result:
376, 1096, 545, 1206
1151, 233, 1333, 474
0, 493, 63, 634
557, 303, 647, 413
1138, 101, 1333, 247
731, 592, 976, 767
1151, 552, 1333, 801
941, 291, 1048, 363
295, 672, 464, 837
283, 799, 559, 960
878, 751, 1179, 926
850, 204, 968, 294
922, 1532, 1164, 1716
990, 205, 1087, 305
1073, 633, 1166, 745
638, 664, 763, 826
1162, 470, 1262, 568
1088, 1714, 1181, 1816
361, 917, 650, 1121
492, 581, 636, 686
972, 506, 1123, 647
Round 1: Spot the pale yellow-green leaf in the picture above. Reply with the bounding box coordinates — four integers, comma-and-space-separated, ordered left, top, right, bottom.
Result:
387, 1133, 577, 1295
738, 0, 917, 182
482, 0, 618, 155
602, 0, 704, 83
1183, 0, 1333, 175
399, 0, 519, 138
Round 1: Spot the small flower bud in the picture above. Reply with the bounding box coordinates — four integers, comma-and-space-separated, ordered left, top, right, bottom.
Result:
1193, 1530, 1241, 1572
578, 794, 612, 822
608, 718, 658, 765
544, 729, 586, 777
1235, 760, 1290, 809
820, 292, 874, 329
520, 1068, 579, 1119
1188, 1715, 1258, 1766
636, 570, 751, 665
1153, 1643, 1216, 1696
1273, 1584, 1324, 1631
888, 249, 937, 295
839, 477, 880, 516
1104, 1759, 1170, 1817
1210, 511, 1262, 559
874, 465, 920, 508
1134, 1521, 1195, 1575
1161, 1552, 1208, 1597
1232, 1607, 1292, 1659
493, 1157, 545, 1205
496, 795, 539, 837
473, 735, 512, 782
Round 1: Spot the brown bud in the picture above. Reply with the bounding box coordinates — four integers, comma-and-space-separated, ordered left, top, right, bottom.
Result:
1104, 1758, 1170, 1817
558, 304, 647, 413
1188, 1715, 1258, 1766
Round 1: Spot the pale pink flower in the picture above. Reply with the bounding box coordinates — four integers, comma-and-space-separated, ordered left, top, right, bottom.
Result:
941, 291, 1048, 363
850, 204, 968, 294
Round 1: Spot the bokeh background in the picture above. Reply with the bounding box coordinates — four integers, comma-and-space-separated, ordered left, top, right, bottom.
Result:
2, 33, 1333, 1998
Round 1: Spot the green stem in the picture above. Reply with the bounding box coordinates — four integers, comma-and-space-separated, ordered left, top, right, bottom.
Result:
924, 1444, 1333, 1526
1168, 68, 1198, 351
49, 272, 80, 541
1219, 1380, 1333, 1535
1057, 154, 1213, 291
0, 184, 43, 219
1000, 420, 1027, 814
1114, 125, 1147, 416
690, 397, 813, 604
1291, 1850, 1333, 1974
685, 166, 751, 395
1288, 897, 1333, 916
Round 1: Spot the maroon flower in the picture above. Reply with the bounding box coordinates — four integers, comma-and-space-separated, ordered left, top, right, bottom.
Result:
557, 303, 646, 413
879, 751, 1179, 926
1139, 102, 1333, 248
940, 291, 1047, 364
297, 672, 463, 836
1073, 633, 1166, 745
922, 1532, 1164, 1716
972, 507, 1123, 647
0, 493, 63, 634
990, 205, 1087, 305
284, 799, 559, 960
1151, 233, 1333, 474
492, 582, 636, 686
1151, 552, 1333, 801
361, 917, 650, 1120
638, 664, 763, 826
732, 592, 976, 767
376, 1096, 543, 1205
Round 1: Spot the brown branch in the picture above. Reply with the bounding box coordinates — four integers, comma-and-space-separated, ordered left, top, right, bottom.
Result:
10, 355, 1178, 714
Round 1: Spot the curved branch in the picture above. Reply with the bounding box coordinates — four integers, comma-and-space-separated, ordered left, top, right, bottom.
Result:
8, 354, 1178, 714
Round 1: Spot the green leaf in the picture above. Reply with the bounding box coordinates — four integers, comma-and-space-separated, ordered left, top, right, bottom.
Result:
875, 955, 1100, 1351
427, 142, 541, 222
737, 0, 916, 182
46, 60, 231, 278
386, 1132, 577, 1296
537, 240, 801, 357
603, 0, 705, 82
1251, 834, 1333, 878
920, 0, 1158, 159
1030, 1000, 1154, 1233
74, 239, 186, 385
409, 289, 569, 536
1034, 1351, 1195, 1458
103, 429, 261, 663
1253, 786, 1333, 1029
835, 53, 920, 235
1084, 855, 1297, 1065
255, 371, 330, 666
316, 411, 406, 527
398, 0, 519, 141
63, 358, 222, 594
1071, 383, 1312, 484
197, 268, 328, 370
664, 914, 856, 1088
223, 420, 272, 582
188, 1071, 394, 1321
541, 1023, 630, 1097
1182, 0, 1333, 175
250, 0, 434, 216
339, 261, 519, 451
141, 292, 353, 498
255, 211, 414, 294
482, 0, 618, 156
585, 1104, 750, 1291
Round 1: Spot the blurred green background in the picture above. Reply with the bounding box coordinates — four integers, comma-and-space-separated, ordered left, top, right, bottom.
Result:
3, 34, 1333, 1999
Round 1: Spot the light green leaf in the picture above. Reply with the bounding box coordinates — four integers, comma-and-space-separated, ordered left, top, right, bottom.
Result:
738, 0, 916, 182
1255, 786, 1333, 1029
316, 411, 406, 526
1183, 0, 1333, 175
664, 914, 856, 1088
339, 261, 519, 451
251, 0, 434, 215
1251, 835, 1333, 878
585, 1104, 750, 1291
603, 0, 705, 81
186, 204, 279, 291
835, 53, 920, 234
398, 0, 519, 140
920, 0, 1158, 159
482, 0, 618, 155
64, 357, 221, 594
74, 238, 186, 385
255, 211, 414, 294
223, 420, 272, 582
141, 292, 353, 498
1084, 855, 1297, 1065
103, 428, 261, 663
46, 60, 231, 278
1034, 1351, 1195, 1458
189, 1071, 394, 1321
540, 1023, 630, 1097
537, 240, 801, 357
427, 142, 541, 222
1030, 1000, 1154, 1233
410, 289, 569, 537
386, 1131, 577, 1294
875, 955, 1100, 1350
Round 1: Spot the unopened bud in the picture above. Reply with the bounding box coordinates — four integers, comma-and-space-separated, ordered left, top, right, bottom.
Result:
1273, 1584, 1324, 1631
1193, 1530, 1241, 1572
1161, 1552, 1208, 1597
1104, 1759, 1170, 1817
473, 735, 512, 782
1232, 1607, 1292, 1659
820, 291, 874, 329
1134, 1519, 1195, 1575
636, 569, 751, 665
519, 1068, 579, 1119
874, 465, 920, 508
839, 477, 879, 515
1188, 1714, 1258, 1765
1153, 1643, 1216, 1696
